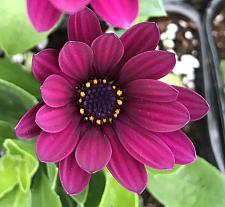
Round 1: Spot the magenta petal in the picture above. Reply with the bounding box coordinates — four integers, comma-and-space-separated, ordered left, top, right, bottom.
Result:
35, 105, 75, 133
41, 74, 73, 108
126, 79, 179, 102
59, 153, 91, 195
91, 0, 138, 28
126, 101, 190, 132
36, 117, 80, 162
156, 130, 197, 165
105, 127, 147, 194
32, 49, 61, 84
118, 50, 176, 84
27, 0, 61, 32
15, 103, 43, 139
120, 22, 160, 64
173, 86, 209, 121
59, 41, 93, 81
91, 34, 124, 76
68, 7, 102, 45
114, 117, 175, 170
75, 127, 112, 173
49, 0, 91, 13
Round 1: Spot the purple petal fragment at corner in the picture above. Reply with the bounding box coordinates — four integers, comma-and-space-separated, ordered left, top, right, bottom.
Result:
115, 117, 175, 170
27, 0, 61, 32
156, 130, 197, 165
75, 127, 112, 173
68, 7, 102, 45
41, 74, 74, 108
32, 49, 61, 84
174, 86, 209, 121
49, 0, 91, 14
105, 127, 147, 194
36, 117, 80, 163
15, 103, 43, 139
59, 153, 91, 195
59, 41, 93, 81
118, 50, 176, 84
91, 0, 138, 28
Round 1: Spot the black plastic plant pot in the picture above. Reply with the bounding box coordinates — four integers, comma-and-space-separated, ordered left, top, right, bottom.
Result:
152, 0, 225, 172
204, 0, 225, 172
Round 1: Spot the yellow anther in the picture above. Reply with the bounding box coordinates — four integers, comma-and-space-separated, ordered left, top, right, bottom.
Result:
96, 119, 101, 125
84, 116, 88, 120
80, 91, 86, 97
103, 118, 107, 123
86, 82, 91, 88
78, 98, 82, 103
117, 99, 123, 106
93, 79, 98, 85
112, 85, 116, 90
80, 108, 85, 115
102, 79, 107, 84
114, 113, 118, 118
117, 90, 123, 96
89, 116, 94, 121
109, 118, 113, 123
115, 109, 120, 115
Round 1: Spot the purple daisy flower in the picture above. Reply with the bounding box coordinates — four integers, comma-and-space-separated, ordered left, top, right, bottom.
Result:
27, 0, 139, 32
16, 7, 209, 195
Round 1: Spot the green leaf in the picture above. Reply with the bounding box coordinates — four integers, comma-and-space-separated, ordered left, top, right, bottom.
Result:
0, 120, 16, 139
31, 169, 62, 207
85, 172, 106, 207
0, 59, 40, 98
72, 185, 89, 206
147, 157, 225, 207
46, 164, 58, 190
98, 171, 139, 207
160, 73, 183, 86
0, 186, 31, 207
139, 0, 167, 18
0, 0, 50, 55
3, 139, 39, 192
0, 79, 37, 126
220, 60, 225, 82
0, 155, 20, 198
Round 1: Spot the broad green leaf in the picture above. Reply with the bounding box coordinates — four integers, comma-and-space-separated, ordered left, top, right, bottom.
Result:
139, 0, 166, 18
0, 120, 16, 139
0, 79, 37, 126
147, 157, 225, 207
0, 155, 20, 198
98, 171, 139, 207
220, 60, 225, 82
72, 185, 89, 206
0, 59, 40, 98
31, 169, 62, 207
3, 139, 38, 192
0, 0, 50, 55
160, 73, 183, 86
46, 164, 58, 190
85, 172, 106, 207
0, 186, 31, 207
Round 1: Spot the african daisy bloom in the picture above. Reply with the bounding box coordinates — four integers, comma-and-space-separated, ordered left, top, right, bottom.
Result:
27, 0, 139, 32
16, 7, 209, 195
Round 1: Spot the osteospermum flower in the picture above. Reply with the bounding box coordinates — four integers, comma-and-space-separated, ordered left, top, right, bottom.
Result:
27, 0, 139, 32
16, 7, 209, 195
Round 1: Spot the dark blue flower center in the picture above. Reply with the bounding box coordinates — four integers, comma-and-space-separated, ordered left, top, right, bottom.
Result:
77, 78, 123, 125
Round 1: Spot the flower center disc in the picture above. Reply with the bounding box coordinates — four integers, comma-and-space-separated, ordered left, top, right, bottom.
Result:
77, 79, 123, 125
